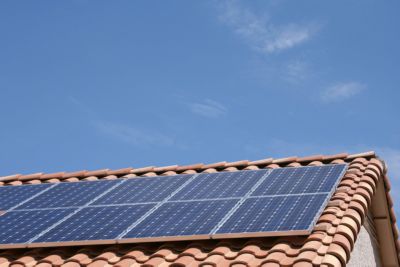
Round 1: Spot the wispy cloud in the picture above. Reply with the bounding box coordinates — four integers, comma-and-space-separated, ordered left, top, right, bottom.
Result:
94, 121, 174, 147
321, 82, 366, 102
189, 99, 227, 118
285, 60, 310, 84
217, 0, 317, 54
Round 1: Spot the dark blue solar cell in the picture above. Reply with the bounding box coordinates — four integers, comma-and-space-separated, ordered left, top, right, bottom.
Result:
17, 180, 123, 210
0, 209, 74, 244
35, 204, 154, 243
251, 164, 346, 196
92, 175, 193, 205
0, 184, 52, 210
171, 170, 269, 200
216, 194, 328, 234
123, 199, 239, 239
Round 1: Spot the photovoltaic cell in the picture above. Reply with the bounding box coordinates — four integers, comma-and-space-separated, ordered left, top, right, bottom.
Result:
123, 199, 239, 239
251, 164, 346, 196
171, 170, 269, 200
92, 175, 193, 205
0, 184, 51, 210
216, 194, 328, 234
17, 180, 122, 210
0, 209, 74, 245
35, 204, 154, 243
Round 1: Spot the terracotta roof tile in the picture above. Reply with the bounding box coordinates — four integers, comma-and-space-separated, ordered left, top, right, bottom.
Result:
40, 172, 65, 179
0, 174, 21, 182
225, 160, 250, 168
130, 167, 155, 174
107, 168, 133, 176
202, 161, 227, 169
85, 169, 109, 177
18, 173, 43, 181
272, 156, 298, 164
0, 152, 398, 266
248, 158, 273, 166
62, 171, 88, 179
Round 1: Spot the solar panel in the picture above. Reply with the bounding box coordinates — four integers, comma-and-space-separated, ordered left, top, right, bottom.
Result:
214, 194, 328, 237
0, 184, 52, 210
121, 200, 239, 241
0, 164, 347, 248
34, 204, 154, 244
170, 170, 269, 200
93, 175, 193, 205
17, 180, 123, 210
0, 209, 74, 246
251, 164, 345, 196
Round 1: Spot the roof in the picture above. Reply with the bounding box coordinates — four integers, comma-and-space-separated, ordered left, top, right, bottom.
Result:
0, 151, 398, 267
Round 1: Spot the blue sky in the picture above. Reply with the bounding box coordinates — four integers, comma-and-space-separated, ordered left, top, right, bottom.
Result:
1, 1, 399, 212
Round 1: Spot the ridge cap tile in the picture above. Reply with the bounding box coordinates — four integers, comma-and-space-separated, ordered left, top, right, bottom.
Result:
153, 165, 179, 172
272, 156, 298, 164
107, 168, 133, 176
85, 169, 110, 177
322, 153, 349, 161
130, 166, 155, 174
176, 163, 204, 171
248, 158, 273, 166
297, 155, 324, 162
18, 173, 43, 181
40, 172, 65, 179
202, 161, 227, 169
0, 174, 21, 182
225, 160, 250, 167
62, 170, 88, 179
346, 151, 376, 159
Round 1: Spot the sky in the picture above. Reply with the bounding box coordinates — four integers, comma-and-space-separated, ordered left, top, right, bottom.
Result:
0, 1, 399, 213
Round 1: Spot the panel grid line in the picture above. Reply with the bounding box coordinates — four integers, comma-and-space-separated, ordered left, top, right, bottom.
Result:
27, 179, 128, 243
247, 192, 329, 198
210, 169, 273, 235
117, 174, 200, 239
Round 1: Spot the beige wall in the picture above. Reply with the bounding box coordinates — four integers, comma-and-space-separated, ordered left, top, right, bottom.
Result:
347, 226, 381, 267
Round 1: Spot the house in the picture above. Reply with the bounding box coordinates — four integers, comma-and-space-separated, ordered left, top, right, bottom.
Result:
0, 151, 398, 266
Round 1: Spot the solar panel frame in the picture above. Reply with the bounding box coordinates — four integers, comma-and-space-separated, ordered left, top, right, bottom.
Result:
16, 179, 124, 210
32, 204, 155, 246
0, 208, 76, 248
170, 169, 270, 201
212, 164, 347, 239
0, 183, 55, 211
212, 193, 329, 239
120, 199, 240, 243
92, 174, 194, 205
251, 164, 347, 196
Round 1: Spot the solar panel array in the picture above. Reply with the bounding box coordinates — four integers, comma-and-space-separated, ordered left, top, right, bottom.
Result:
0, 164, 347, 248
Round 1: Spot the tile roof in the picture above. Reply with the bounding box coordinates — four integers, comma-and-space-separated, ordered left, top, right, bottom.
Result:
0, 151, 398, 267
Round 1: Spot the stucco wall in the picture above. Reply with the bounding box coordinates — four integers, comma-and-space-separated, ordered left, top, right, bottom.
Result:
347, 226, 381, 267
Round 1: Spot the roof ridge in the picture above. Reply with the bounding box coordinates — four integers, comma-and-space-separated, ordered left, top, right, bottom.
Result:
0, 151, 376, 183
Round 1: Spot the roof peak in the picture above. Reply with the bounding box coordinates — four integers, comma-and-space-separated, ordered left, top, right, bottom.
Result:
0, 151, 377, 185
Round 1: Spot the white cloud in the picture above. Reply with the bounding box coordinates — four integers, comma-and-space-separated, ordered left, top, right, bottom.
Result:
217, 0, 316, 54
321, 82, 366, 102
189, 99, 227, 118
94, 121, 174, 147
285, 60, 309, 83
